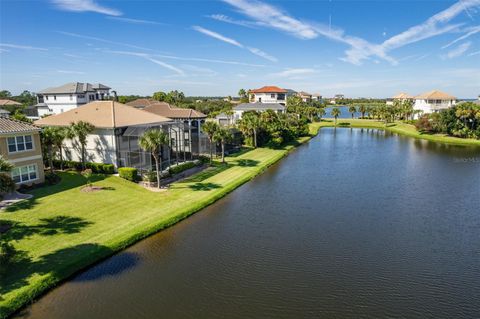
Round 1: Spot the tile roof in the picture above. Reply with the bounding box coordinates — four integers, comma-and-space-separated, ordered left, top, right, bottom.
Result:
234, 102, 286, 111
0, 99, 21, 106
249, 86, 287, 93
35, 101, 171, 129
126, 98, 158, 108
143, 102, 206, 119
392, 92, 413, 99
39, 82, 110, 94
298, 91, 312, 96
0, 118, 40, 134
415, 90, 456, 100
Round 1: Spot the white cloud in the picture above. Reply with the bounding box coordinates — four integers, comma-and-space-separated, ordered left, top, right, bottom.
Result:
442, 25, 480, 48
106, 16, 164, 25
468, 50, 480, 56
144, 57, 185, 76
192, 26, 277, 62
208, 14, 258, 28
443, 41, 472, 59
192, 26, 244, 47
0, 43, 48, 51
57, 69, 85, 74
51, 0, 121, 16
57, 31, 152, 51
270, 68, 315, 78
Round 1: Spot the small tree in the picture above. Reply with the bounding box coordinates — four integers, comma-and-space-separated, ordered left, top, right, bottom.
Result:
358, 105, 367, 119
41, 127, 64, 173
138, 129, 169, 188
202, 121, 220, 165
70, 121, 95, 169
331, 107, 341, 125
348, 106, 357, 119
52, 127, 68, 170
0, 155, 13, 172
213, 127, 233, 164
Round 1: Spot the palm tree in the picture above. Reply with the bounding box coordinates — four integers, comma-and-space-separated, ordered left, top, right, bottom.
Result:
40, 127, 56, 173
331, 107, 341, 125
70, 121, 95, 169
202, 121, 220, 165
317, 108, 326, 121
239, 111, 261, 148
348, 106, 357, 119
138, 129, 169, 189
213, 127, 233, 164
0, 155, 13, 172
52, 127, 68, 170
358, 105, 367, 119
403, 100, 414, 121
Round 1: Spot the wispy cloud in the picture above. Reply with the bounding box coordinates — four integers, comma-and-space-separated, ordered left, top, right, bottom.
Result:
104, 50, 185, 76
443, 41, 472, 58
192, 25, 277, 62
270, 68, 316, 78
0, 43, 48, 51
468, 50, 480, 56
63, 53, 83, 58
442, 25, 480, 48
57, 31, 152, 51
207, 14, 259, 28
51, 0, 121, 16
57, 69, 85, 74
106, 16, 165, 25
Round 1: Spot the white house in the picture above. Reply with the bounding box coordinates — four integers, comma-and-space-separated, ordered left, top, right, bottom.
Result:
312, 93, 322, 101
297, 91, 312, 103
414, 90, 456, 117
233, 102, 286, 121
386, 92, 414, 106
36, 82, 111, 116
249, 86, 288, 105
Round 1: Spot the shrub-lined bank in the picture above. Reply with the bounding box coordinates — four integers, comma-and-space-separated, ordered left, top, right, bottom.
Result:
314, 119, 480, 147
0, 130, 314, 319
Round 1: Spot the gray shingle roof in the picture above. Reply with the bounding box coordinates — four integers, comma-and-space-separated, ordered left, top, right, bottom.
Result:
234, 102, 285, 111
0, 118, 40, 134
39, 82, 110, 94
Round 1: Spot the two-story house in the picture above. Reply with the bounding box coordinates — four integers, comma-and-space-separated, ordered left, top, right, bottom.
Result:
0, 118, 45, 187
386, 92, 414, 106
249, 86, 288, 105
36, 82, 111, 116
414, 90, 456, 117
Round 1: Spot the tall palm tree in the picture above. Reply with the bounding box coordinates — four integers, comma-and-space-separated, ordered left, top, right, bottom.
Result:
202, 121, 220, 165
138, 129, 169, 189
70, 121, 95, 169
0, 155, 13, 172
348, 106, 357, 119
317, 108, 326, 121
213, 127, 233, 164
239, 111, 261, 148
40, 127, 56, 173
51, 127, 68, 170
331, 107, 341, 125
358, 105, 367, 119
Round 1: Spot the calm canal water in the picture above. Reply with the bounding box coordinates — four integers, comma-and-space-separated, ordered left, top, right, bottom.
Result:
16, 128, 480, 319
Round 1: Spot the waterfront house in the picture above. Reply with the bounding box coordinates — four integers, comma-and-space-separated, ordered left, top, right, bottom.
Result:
413, 90, 456, 117
233, 102, 285, 121
35, 100, 191, 170
249, 86, 288, 105
297, 91, 313, 103
386, 92, 414, 106
312, 93, 322, 101
0, 118, 45, 187
36, 82, 111, 116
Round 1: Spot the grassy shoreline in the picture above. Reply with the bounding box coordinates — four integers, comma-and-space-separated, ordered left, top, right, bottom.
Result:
0, 132, 315, 319
315, 118, 480, 147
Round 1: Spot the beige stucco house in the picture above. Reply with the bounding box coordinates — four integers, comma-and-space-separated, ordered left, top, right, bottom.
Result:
0, 118, 45, 187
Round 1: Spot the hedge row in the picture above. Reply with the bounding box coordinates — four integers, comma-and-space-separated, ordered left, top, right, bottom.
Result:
168, 160, 201, 175
52, 160, 115, 174
118, 167, 138, 182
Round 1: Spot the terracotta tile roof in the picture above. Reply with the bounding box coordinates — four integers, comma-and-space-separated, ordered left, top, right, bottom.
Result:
35, 101, 171, 129
126, 98, 158, 108
143, 102, 206, 119
392, 92, 414, 99
0, 99, 21, 106
415, 90, 456, 100
0, 118, 40, 135
249, 86, 287, 93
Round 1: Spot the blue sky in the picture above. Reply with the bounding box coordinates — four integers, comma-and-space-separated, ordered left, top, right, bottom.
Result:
0, 0, 479, 98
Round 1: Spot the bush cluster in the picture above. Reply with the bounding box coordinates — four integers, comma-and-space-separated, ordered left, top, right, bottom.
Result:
118, 167, 138, 182
52, 160, 115, 174
0, 173, 15, 194
169, 160, 200, 175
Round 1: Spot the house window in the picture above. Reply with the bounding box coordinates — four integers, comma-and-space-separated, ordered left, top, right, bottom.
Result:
11, 164, 38, 184
78, 94, 85, 99
45, 95, 48, 100
271, 94, 275, 98
7, 135, 34, 153
54, 95, 56, 100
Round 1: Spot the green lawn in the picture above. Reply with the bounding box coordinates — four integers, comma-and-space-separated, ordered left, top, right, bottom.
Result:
313, 118, 480, 146
0, 135, 311, 318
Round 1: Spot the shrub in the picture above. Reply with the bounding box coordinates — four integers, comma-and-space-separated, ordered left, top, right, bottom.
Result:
118, 167, 138, 182
102, 164, 115, 174
169, 161, 200, 175
44, 172, 61, 185
0, 173, 15, 194
198, 155, 210, 164
142, 170, 157, 183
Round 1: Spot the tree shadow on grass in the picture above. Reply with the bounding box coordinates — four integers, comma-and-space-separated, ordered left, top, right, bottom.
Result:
1, 216, 93, 242
233, 159, 260, 167
1, 243, 120, 318
188, 182, 222, 191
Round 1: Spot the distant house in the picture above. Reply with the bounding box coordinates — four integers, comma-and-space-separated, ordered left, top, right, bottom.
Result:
34, 101, 192, 170
330, 94, 345, 104
249, 86, 288, 105
414, 90, 456, 117
0, 118, 45, 187
297, 91, 312, 103
215, 112, 235, 126
36, 82, 111, 116
0, 108, 10, 118
0, 99, 21, 107
387, 92, 414, 106
233, 102, 286, 121
312, 93, 322, 101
